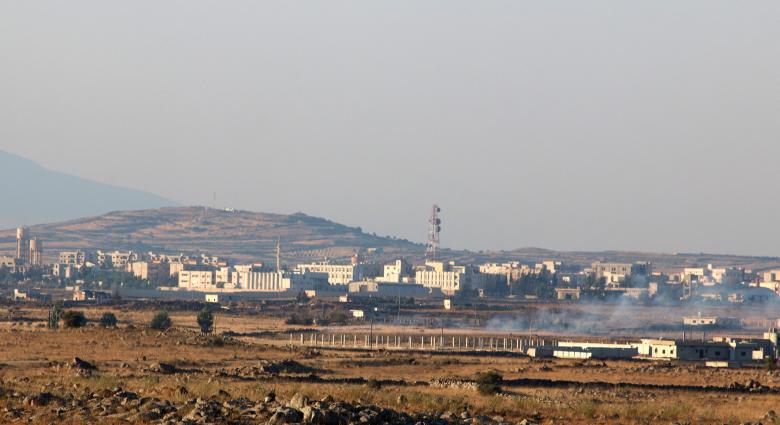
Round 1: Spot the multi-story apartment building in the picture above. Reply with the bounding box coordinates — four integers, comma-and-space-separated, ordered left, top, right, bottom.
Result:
0, 256, 22, 272
58, 250, 86, 266
591, 261, 652, 287
97, 251, 138, 269
682, 264, 745, 286
376, 259, 413, 283
127, 261, 170, 282
415, 261, 502, 296
178, 270, 217, 290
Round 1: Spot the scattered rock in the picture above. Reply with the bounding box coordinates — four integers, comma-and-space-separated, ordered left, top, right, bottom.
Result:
260, 359, 317, 374
69, 357, 96, 370
148, 362, 177, 374
288, 392, 310, 409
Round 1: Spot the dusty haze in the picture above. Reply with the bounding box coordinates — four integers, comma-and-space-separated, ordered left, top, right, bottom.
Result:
1, 1, 779, 255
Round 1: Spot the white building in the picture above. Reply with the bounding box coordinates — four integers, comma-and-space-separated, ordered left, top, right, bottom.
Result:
58, 250, 86, 266
683, 264, 745, 286
0, 256, 21, 272
592, 261, 652, 288
97, 251, 138, 269
415, 261, 502, 296
178, 270, 216, 290
348, 281, 437, 298
376, 259, 413, 283
296, 262, 379, 285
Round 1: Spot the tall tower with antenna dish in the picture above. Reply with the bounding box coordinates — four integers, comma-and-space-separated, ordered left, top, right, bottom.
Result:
426, 204, 441, 261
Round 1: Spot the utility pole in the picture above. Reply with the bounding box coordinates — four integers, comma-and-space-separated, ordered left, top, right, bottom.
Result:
369, 316, 374, 350
440, 317, 445, 349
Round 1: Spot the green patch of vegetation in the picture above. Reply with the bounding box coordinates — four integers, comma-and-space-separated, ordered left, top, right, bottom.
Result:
62, 310, 87, 328
150, 310, 172, 330
196, 308, 214, 334
99, 312, 118, 328
475, 371, 503, 395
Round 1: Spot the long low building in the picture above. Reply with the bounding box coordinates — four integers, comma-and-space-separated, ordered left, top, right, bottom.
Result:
530, 341, 639, 359
348, 281, 442, 298
296, 262, 381, 285
637, 339, 764, 362
178, 268, 326, 292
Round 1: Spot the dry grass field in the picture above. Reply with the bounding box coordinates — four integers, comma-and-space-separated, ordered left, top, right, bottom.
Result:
0, 305, 779, 424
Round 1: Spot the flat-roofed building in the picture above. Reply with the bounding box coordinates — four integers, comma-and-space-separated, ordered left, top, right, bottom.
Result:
638, 339, 763, 362
296, 262, 380, 285
52, 263, 80, 279
231, 270, 323, 292
592, 261, 652, 288
763, 269, 780, 285
168, 262, 186, 277
376, 259, 413, 283
348, 281, 439, 298
97, 251, 137, 269
0, 256, 21, 272
415, 261, 503, 296
127, 261, 170, 282
682, 315, 740, 328
178, 270, 216, 290
58, 250, 86, 266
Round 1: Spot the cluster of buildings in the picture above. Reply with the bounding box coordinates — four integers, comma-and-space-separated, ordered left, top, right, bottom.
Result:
174, 255, 488, 297
529, 329, 780, 368
552, 260, 780, 304
51, 249, 222, 282
1, 220, 778, 304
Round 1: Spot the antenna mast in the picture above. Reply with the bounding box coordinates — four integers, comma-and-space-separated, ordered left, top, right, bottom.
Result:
426, 204, 441, 261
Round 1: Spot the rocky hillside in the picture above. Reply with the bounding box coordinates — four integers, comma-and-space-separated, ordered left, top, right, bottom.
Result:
0, 207, 425, 264
2, 206, 780, 270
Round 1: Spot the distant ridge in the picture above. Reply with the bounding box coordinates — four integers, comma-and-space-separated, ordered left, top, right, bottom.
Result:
0, 150, 178, 228
0, 206, 426, 264
1, 206, 780, 272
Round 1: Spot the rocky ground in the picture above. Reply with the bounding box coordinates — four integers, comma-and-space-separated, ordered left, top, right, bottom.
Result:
3, 373, 537, 425
3, 309, 780, 424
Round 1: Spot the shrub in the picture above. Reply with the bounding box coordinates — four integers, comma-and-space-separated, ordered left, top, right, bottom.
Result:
99, 312, 118, 328
62, 310, 87, 328
765, 357, 778, 370
285, 312, 313, 326
150, 310, 172, 330
475, 371, 503, 395
325, 308, 349, 325
196, 308, 214, 334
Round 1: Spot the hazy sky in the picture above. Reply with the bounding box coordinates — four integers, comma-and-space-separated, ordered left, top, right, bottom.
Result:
2, 1, 779, 255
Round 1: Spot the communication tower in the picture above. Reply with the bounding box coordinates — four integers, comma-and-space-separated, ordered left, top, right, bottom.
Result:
426, 204, 442, 261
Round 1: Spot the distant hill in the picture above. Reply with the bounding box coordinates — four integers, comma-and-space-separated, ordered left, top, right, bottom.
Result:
0, 150, 177, 228
0, 207, 426, 264
2, 204, 779, 271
